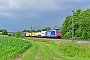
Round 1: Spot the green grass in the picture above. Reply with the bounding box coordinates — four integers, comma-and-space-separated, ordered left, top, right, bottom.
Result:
21, 41, 37, 60
21, 41, 54, 60
21, 38, 90, 60
0, 36, 90, 60
0, 36, 31, 60
46, 42, 90, 60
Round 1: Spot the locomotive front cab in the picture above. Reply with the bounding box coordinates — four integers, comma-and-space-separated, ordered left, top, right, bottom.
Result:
56, 30, 62, 38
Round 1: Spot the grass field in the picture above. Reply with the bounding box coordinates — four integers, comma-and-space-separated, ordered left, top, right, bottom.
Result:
0, 36, 31, 60
21, 38, 90, 60
0, 36, 90, 60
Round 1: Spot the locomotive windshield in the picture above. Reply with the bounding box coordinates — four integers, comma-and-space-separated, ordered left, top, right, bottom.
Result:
56, 30, 61, 33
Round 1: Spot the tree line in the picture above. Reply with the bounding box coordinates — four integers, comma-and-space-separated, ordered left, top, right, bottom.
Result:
23, 27, 51, 32
61, 9, 90, 40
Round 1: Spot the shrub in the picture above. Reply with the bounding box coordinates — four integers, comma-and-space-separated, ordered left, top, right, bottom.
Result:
13, 31, 24, 38
2, 29, 7, 35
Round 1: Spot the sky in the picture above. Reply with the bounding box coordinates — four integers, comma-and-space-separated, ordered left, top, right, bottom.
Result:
0, 0, 90, 32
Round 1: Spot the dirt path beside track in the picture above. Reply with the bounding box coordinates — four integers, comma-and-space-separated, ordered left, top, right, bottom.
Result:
13, 53, 23, 60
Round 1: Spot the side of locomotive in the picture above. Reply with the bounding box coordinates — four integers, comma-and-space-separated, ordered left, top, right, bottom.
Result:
45, 30, 62, 38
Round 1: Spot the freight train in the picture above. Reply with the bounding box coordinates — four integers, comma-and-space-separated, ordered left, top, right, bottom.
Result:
23, 29, 62, 39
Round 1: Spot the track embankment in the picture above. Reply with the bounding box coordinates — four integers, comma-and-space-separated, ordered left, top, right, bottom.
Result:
25, 37, 90, 44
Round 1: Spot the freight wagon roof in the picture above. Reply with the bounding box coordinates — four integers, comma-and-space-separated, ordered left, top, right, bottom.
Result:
47, 30, 56, 31
41, 31, 47, 32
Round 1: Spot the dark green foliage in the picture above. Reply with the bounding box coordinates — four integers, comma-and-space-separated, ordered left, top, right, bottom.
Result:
13, 31, 24, 38
0, 29, 7, 35
2, 29, 7, 35
23, 27, 51, 32
29, 30, 36, 33
0, 29, 3, 32
23, 29, 36, 32
42, 27, 51, 31
61, 9, 90, 40
23, 29, 30, 32
36, 30, 41, 32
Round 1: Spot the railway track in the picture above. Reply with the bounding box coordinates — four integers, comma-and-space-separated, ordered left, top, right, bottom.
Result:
25, 37, 90, 44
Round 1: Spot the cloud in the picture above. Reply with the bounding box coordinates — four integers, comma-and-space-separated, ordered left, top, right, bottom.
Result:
0, 0, 89, 9
0, 6, 5, 9
26, 13, 40, 17
8, 0, 19, 8
0, 0, 90, 17
1, 0, 88, 11
60, 0, 89, 3
0, 0, 19, 9
0, 12, 14, 17
0, 0, 73, 10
